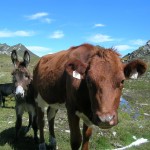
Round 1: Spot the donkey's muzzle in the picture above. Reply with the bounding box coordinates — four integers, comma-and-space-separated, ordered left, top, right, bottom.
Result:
15, 85, 25, 98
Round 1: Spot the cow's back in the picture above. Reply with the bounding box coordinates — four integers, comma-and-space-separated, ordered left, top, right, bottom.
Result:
33, 50, 69, 103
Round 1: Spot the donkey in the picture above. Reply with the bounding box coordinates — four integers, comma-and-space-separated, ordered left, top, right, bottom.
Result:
0, 83, 14, 107
11, 50, 38, 142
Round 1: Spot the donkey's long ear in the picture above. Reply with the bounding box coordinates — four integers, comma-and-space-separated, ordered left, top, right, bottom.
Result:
23, 50, 30, 67
11, 50, 19, 67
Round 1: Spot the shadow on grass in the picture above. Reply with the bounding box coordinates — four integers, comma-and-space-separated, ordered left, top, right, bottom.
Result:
0, 126, 38, 150
1, 106, 15, 109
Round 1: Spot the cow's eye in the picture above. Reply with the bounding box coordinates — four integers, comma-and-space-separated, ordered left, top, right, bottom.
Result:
86, 77, 91, 84
121, 80, 124, 84
86, 76, 93, 87
86, 76, 91, 83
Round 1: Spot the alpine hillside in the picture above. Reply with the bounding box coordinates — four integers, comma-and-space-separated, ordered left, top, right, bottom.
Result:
0, 42, 150, 149
0, 43, 39, 83
122, 40, 150, 62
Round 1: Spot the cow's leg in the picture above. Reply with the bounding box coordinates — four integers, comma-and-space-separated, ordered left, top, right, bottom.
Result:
15, 106, 23, 140
47, 106, 58, 150
37, 106, 46, 150
67, 111, 82, 150
81, 123, 92, 150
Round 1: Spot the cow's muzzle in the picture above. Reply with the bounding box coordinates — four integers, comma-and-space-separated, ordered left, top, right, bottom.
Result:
99, 115, 114, 124
93, 112, 118, 129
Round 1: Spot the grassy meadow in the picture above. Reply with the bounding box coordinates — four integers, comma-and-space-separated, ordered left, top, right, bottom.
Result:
0, 57, 149, 149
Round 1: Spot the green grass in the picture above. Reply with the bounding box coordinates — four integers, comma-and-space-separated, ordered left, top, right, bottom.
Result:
0, 59, 149, 150
0, 99, 38, 150
0, 84, 150, 150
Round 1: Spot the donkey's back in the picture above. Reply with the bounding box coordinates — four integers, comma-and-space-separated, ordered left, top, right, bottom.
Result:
0, 83, 14, 107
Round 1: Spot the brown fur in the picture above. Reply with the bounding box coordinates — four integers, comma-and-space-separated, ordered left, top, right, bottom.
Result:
33, 43, 147, 150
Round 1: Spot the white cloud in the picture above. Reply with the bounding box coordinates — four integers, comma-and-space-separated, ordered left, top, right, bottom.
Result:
0, 30, 35, 37
94, 24, 105, 27
49, 30, 64, 39
130, 39, 146, 46
88, 34, 114, 43
26, 46, 52, 56
42, 18, 52, 23
26, 12, 52, 24
114, 45, 134, 51
26, 12, 48, 20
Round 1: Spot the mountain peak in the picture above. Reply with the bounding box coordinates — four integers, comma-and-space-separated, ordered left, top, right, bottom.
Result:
0, 43, 39, 58
0, 43, 10, 54
146, 40, 150, 45
122, 40, 150, 62
11, 43, 28, 52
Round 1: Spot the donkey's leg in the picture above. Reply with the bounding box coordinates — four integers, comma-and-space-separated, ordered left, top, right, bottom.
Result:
0, 93, 2, 107
81, 123, 92, 150
0, 93, 5, 107
67, 111, 82, 150
37, 106, 46, 150
32, 110, 38, 143
24, 112, 32, 133
47, 106, 58, 150
28, 112, 32, 129
26, 104, 38, 142
2, 96, 5, 107
15, 105, 23, 140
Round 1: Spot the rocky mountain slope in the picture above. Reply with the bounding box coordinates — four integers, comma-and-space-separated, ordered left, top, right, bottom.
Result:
0, 43, 38, 58
0, 43, 39, 83
122, 40, 150, 62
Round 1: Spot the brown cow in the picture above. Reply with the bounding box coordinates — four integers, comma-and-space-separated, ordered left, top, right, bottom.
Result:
33, 43, 147, 150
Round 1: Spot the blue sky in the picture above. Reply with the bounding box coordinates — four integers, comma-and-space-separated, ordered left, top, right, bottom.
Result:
0, 0, 149, 57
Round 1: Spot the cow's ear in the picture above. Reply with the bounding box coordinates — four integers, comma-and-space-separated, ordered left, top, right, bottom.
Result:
23, 50, 30, 67
124, 59, 147, 79
11, 50, 19, 67
65, 59, 87, 79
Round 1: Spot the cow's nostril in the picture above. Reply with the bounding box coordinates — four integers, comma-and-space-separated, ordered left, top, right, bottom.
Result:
109, 120, 115, 125
99, 116, 105, 122
105, 115, 113, 122
99, 115, 114, 123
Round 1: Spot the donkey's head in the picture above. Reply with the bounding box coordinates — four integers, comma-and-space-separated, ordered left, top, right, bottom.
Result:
11, 50, 32, 100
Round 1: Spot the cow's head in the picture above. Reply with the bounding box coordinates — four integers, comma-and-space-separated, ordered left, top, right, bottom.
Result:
65, 44, 147, 129
11, 50, 32, 101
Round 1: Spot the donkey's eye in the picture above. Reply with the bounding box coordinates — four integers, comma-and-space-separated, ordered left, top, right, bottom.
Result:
24, 74, 29, 79
11, 72, 15, 76
13, 78, 17, 83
